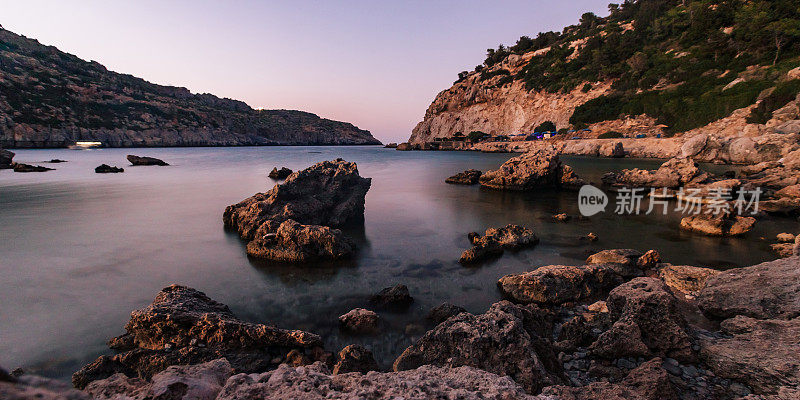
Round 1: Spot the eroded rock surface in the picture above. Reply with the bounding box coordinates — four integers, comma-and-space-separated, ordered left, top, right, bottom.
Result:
479, 149, 585, 191
0, 369, 90, 400
95, 164, 124, 173
12, 163, 53, 172
332, 345, 379, 375
268, 167, 293, 179
426, 303, 467, 324
680, 212, 756, 237
498, 264, 623, 305
658, 264, 719, 296
127, 155, 169, 166
338, 308, 379, 334
602, 157, 709, 188
369, 284, 413, 312
460, 224, 539, 264
445, 169, 482, 185
245, 219, 354, 262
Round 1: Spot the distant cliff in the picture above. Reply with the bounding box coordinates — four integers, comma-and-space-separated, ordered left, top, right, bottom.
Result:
0, 28, 380, 148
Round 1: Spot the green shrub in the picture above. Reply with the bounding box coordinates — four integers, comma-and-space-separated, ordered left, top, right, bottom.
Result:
467, 131, 487, 142
534, 121, 557, 132
581, 83, 592, 93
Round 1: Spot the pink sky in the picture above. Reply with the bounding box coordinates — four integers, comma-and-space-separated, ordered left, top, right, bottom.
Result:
1, 0, 608, 143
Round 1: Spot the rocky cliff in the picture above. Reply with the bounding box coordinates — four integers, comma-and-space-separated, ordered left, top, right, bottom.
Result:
0, 28, 380, 148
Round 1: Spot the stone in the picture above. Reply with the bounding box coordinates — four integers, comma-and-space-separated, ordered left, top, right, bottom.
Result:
72, 285, 325, 389
602, 157, 709, 188
460, 224, 539, 264
426, 303, 467, 324
698, 256, 800, 320
85, 359, 233, 400
590, 278, 692, 361
12, 163, 53, 172
582, 232, 599, 242
542, 358, 677, 400
776, 232, 796, 243
95, 164, 124, 173
771, 243, 795, 258
396, 142, 413, 151
658, 264, 719, 295
332, 345, 379, 375
586, 248, 644, 277
245, 219, 354, 262
338, 308, 379, 334
215, 363, 537, 400
0, 372, 91, 400
223, 159, 370, 247
680, 213, 755, 236
268, 167, 292, 179
498, 264, 623, 305
393, 301, 564, 394
552, 213, 571, 222
698, 316, 800, 395
445, 169, 482, 184
384, 142, 398, 148
479, 149, 585, 191
127, 155, 169, 166
681, 134, 708, 158
610, 142, 625, 158
369, 284, 413, 312
48, 159, 67, 163
0, 148, 15, 168
636, 250, 662, 269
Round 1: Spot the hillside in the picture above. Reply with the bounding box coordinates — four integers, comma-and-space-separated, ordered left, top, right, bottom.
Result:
0, 28, 380, 148
409, 0, 800, 150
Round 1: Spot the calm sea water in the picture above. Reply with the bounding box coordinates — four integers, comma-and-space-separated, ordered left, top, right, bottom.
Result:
0, 146, 795, 379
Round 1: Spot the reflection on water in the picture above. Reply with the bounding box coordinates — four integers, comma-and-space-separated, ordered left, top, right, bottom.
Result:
0, 146, 795, 379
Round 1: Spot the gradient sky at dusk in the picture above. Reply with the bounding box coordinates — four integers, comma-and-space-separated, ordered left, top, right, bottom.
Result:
1, 1, 609, 143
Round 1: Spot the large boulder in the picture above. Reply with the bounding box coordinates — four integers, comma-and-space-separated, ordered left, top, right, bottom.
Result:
698, 256, 800, 320
586, 248, 645, 278
498, 264, 623, 305
223, 159, 371, 243
393, 301, 565, 394
245, 219, 354, 262
0, 148, 14, 168
602, 157, 709, 188
679, 212, 755, 237
216, 363, 538, 400
657, 264, 719, 296
338, 308, 379, 334
127, 155, 169, 166
460, 224, 539, 264
479, 150, 585, 191
590, 278, 692, 362
72, 285, 326, 389
445, 169, 482, 185
698, 316, 800, 395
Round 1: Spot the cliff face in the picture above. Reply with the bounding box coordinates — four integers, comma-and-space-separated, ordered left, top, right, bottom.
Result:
0, 28, 380, 148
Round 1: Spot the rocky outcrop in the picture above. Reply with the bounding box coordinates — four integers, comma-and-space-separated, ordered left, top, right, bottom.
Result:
12, 163, 53, 172
679, 212, 756, 237
369, 284, 413, 312
460, 224, 539, 264
426, 303, 467, 324
0, 148, 13, 168
244, 219, 354, 262
0, 29, 380, 148
268, 167, 293, 179
393, 301, 564, 393
657, 264, 719, 296
331, 345, 379, 375
478, 149, 584, 191
95, 164, 124, 173
586, 248, 646, 278
127, 155, 169, 166
445, 169, 482, 185
602, 157, 709, 188
72, 285, 327, 389
338, 308, 379, 334
542, 358, 677, 400
498, 264, 623, 305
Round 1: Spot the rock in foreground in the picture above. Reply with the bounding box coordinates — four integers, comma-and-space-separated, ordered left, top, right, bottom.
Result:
268, 167, 293, 179
245, 219, 354, 262
126, 155, 169, 166
445, 169, 482, 185
679, 212, 756, 237
498, 264, 623, 305
72, 285, 326, 389
460, 224, 539, 264
95, 164, 124, 173
479, 149, 585, 191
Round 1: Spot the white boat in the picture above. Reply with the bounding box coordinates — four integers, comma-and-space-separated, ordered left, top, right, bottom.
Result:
68, 141, 102, 149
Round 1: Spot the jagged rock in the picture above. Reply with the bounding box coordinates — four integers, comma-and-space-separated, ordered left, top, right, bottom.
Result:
95, 164, 124, 173
541, 358, 677, 400
637, 250, 662, 269
479, 150, 585, 191
338, 308, 379, 334
332, 345, 379, 375
85, 359, 233, 400
384, 142, 398, 148
0, 371, 91, 400
586, 248, 644, 277
369, 284, 413, 312
776, 232, 796, 243
245, 219, 354, 262
216, 363, 538, 400
581, 232, 599, 242
602, 157, 709, 188
772, 243, 796, 258
657, 264, 719, 296
698, 316, 800, 395
590, 278, 692, 362
72, 285, 326, 389
445, 169, 482, 185
426, 303, 467, 324
393, 301, 564, 394
268, 167, 293, 179
127, 155, 169, 166
0, 148, 14, 168
498, 264, 623, 305
698, 256, 800, 320
552, 213, 571, 222
460, 224, 539, 264
223, 159, 371, 246
12, 163, 53, 172
680, 212, 755, 236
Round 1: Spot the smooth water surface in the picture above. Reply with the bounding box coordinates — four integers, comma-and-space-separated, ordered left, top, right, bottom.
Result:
0, 146, 795, 379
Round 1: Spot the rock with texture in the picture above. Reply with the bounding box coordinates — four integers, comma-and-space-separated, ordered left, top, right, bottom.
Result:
680, 212, 756, 237
445, 169, 482, 185
426, 303, 467, 324
393, 301, 564, 394
95, 164, 124, 173
332, 345, 379, 375
479, 150, 585, 191
338, 308, 379, 334
72, 285, 325, 389
658, 264, 719, 296
698, 256, 800, 320
245, 219, 354, 262
542, 357, 677, 400
369, 284, 413, 312
498, 264, 623, 305
586, 248, 644, 277
0, 370, 91, 400
0, 148, 13, 168
460, 224, 539, 264
268, 167, 293, 179
602, 157, 709, 188
127, 155, 169, 166
12, 163, 53, 172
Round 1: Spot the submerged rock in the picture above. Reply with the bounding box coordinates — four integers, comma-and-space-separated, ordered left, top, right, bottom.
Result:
245, 219, 354, 262
332, 345, 379, 375
127, 155, 169, 166
369, 284, 413, 312
268, 167, 293, 179
393, 301, 564, 394
72, 285, 326, 389
0, 148, 14, 168
479, 149, 585, 191
460, 224, 539, 264
0, 369, 91, 400
95, 164, 124, 173
498, 264, 623, 305
445, 169, 482, 185
679, 212, 755, 237
338, 308, 379, 334
426, 303, 467, 324
12, 163, 53, 172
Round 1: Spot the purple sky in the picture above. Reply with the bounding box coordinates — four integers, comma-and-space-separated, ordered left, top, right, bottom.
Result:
2, 0, 608, 143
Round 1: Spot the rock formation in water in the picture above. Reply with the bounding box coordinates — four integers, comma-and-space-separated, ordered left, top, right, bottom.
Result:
478, 149, 585, 191
223, 159, 370, 262
268, 167, 293, 180
445, 169, 482, 185
126, 155, 168, 166
0, 28, 380, 148
0, 148, 13, 168
460, 224, 539, 264
12, 163, 53, 172
94, 164, 124, 173
679, 212, 756, 237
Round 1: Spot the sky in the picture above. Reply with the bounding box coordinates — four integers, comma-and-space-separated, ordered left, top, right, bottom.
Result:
0, 0, 609, 143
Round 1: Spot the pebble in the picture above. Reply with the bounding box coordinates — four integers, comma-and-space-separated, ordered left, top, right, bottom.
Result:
662, 358, 682, 376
